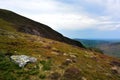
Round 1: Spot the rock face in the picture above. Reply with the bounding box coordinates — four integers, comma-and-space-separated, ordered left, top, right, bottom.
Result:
10, 55, 37, 67
0, 9, 84, 48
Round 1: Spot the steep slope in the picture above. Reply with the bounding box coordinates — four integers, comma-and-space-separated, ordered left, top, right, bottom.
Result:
0, 9, 84, 48
0, 9, 120, 80
0, 27, 120, 80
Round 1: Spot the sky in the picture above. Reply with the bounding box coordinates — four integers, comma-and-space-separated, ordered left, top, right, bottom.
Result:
0, 0, 120, 39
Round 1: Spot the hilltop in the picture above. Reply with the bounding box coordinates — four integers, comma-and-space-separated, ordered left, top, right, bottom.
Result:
0, 9, 84, 48
0, 9, 120, 80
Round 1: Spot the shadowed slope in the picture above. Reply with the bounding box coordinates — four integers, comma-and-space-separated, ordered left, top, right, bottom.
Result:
0, 9, 84, 48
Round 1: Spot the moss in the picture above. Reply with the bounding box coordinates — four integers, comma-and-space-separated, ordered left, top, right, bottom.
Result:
39, 74, 46, 79
40, 60, 52, 71
0, 52, 19, 80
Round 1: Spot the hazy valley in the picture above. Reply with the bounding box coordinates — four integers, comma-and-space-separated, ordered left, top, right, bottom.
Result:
75, 39, 120, 58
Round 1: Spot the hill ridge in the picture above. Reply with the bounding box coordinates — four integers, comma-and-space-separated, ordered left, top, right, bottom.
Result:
0, 9, 84, 48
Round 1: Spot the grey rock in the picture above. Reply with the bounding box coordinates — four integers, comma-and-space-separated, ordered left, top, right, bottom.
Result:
10, 55, 37, 67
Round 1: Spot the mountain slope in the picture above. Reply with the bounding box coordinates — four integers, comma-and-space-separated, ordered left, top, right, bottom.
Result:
75, 39, 110, 48
0, 9, 120, 80
0, 9, 84, 48
0, 27, 120, 80
99, 42, 120, 57
75, 39, 120, 57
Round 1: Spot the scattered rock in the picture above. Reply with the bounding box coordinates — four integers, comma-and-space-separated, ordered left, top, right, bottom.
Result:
52, 48, 62, 54
52, 47, 58, 51
62, 59, 72, 66
51, 52, 60, 55
70, 54, 77, 58
63, 53, 68, 56
70, 54, 78, 63
10, 55, 37, 67
51, 47, 63, 56
82, 77, 87, 80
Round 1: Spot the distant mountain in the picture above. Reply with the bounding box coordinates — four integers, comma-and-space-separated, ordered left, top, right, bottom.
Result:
75, 39, 120, 57
74, 39, 110, 48
0, 9, 84, 48
99, 42, 120, 57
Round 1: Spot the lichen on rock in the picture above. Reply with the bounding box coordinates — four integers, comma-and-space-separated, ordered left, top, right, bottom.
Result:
10, 55, 37, 67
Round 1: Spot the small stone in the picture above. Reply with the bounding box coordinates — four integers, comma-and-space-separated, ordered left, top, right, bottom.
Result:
63, 53, 68, 56
70, 54, 77, 58
62, 59, 72, 66
51, 52, 60, 55
82, 77, 87, 80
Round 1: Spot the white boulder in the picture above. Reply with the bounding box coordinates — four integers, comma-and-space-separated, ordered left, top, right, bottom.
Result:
10, 55, 37, 67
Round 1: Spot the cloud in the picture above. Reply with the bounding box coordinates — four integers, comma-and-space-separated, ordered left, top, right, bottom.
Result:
97, 24, 120, 31
0, 0, 120, 31
26, 13, 98, 30
0, 0, 97, 30
85, 0, 120, 17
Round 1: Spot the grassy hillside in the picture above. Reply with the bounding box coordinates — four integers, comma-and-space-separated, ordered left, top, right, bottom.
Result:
0, 28, 120, 80
0, 9, 120, 80
0, 9, 84, 48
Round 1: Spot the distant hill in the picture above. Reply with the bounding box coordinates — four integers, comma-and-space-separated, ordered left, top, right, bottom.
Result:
99, 42, 120, 57
74, 39, 110, 48
75, 39, 120, 57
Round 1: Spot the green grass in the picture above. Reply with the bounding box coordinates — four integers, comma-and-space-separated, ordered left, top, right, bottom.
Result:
0, 27, 119, 80
40, 60, 52, 71
39, 73, 46, 79
0, 19, 16, 32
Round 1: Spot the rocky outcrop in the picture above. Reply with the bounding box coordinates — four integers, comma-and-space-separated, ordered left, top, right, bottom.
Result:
10, 55, 37, 67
